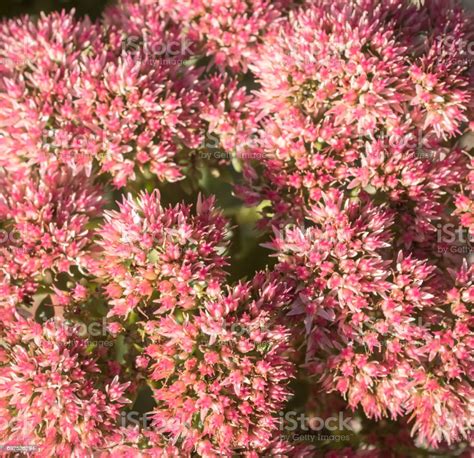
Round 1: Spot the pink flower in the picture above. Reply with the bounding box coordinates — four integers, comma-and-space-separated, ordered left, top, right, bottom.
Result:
0, 0, 471, 454
0, 10, 206, 187
0, 165, 103, 303
236, 0, 472, 231
270, 191, 473, 447
144, 275, 295, 455
0, 308, 131, 456
108, 0, 293, 73
92, 190, 229, 317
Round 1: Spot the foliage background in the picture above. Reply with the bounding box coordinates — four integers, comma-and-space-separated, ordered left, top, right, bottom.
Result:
0, 0, 109, 19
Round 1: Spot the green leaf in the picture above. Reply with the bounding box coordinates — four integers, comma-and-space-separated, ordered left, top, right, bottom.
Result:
147, 249, 160, 263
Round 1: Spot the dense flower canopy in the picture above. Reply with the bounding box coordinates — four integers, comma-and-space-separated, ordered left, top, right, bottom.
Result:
0, 0, 472, 456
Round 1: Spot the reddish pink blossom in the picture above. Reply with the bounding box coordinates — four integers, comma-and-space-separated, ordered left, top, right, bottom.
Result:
108, 0, 292, 73
0, 165, 103, 303
0, 10, 206, 187
144, 275, 294, 456
92, 190, 229, 318
0, 0, 471, 454
237, 0, 472, 231
0, 308, 131, 456
270, 191, 473, 447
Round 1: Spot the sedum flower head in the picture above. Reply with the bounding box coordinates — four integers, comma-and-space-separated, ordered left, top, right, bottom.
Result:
93, 190, 230, 318
270, 191, 473, 447
0, 308, 131, 456
0, 165, 103, 302
237, 0, 472, 229
0, 10, 206, 187
108, 0, 292, 73
143, 275, 294, 456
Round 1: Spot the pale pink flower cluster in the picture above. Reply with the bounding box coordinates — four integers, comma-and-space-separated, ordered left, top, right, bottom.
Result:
144, 277, 294, 456
92, 191, 229, 318
238, 0, 472, 230
0, 165, 102, 303
109, 0, 292, 72
0, 10, 204, 187
232, 2, 473, 448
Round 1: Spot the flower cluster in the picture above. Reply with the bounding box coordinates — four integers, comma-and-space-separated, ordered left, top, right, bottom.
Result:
0, 306, 130, 456
0, 10, 205, 187
143, 276, 294, 456
109, 0, 292, 73
237, 0, 472, 229
0, 165, 102, 303
92, 190, 229, 318
270, 191, 473, 447
91, 191, 295, 455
